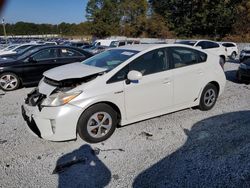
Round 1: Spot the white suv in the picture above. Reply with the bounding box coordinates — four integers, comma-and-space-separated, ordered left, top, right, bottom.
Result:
22, 44, 226, 143
176, 40, 227, 67
220, 42, 238, 60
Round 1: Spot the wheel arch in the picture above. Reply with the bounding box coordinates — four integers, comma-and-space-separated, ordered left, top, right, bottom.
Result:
207, 81, 220, 94
75, 100, 123, 140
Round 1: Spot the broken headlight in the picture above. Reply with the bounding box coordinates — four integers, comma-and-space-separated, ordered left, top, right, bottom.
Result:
42, 91, 82, 107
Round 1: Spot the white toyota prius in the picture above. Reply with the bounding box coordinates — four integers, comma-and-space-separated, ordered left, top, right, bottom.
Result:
22, 44, 226, 143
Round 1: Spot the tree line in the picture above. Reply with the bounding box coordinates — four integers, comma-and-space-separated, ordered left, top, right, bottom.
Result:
1, 0, 250, 41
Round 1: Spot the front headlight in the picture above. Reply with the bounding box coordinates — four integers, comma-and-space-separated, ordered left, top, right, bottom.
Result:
42, 91, 82, 107
240, 63, 247, 69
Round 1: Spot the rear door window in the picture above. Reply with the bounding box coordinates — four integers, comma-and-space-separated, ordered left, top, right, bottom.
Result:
32, 48, 58, 61
169, 47, 207, 68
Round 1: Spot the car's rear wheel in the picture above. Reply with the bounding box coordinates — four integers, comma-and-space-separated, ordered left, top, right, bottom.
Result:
231, 52, 237, 60
77, 103, 118, 143
0, 72, 20, 91
199, 84, 218, 111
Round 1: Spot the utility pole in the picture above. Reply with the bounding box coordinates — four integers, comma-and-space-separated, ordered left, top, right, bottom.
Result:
2, 18, 8, 45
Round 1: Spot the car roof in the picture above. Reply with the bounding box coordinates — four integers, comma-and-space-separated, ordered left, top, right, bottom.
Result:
220, 42, 237, 44
32, 45, 83, 51
114, 44, 201, 52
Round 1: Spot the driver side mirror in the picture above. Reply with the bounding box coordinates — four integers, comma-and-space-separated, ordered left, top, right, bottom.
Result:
127, 70, 142, 84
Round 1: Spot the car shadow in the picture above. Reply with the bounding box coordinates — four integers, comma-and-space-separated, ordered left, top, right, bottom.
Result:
55, 144, 111, 188
226, 58, 239, 64
133, 111, 250, 188
225, 70, 239, 83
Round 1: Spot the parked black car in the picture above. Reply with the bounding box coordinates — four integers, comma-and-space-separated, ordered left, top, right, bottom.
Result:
0, 46, 92, 91
237, 59, 250, 83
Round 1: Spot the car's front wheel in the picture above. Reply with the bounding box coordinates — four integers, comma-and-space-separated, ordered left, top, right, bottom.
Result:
0, 72, 20, 91
199, 83, 218, 111
77, 103, 118, 143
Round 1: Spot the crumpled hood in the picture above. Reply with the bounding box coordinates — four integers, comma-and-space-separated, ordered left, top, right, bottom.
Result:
43, 62, 107, 81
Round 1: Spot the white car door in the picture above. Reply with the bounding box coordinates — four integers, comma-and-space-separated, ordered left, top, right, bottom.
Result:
169, 47, 206, 106
123, 48, 173, 119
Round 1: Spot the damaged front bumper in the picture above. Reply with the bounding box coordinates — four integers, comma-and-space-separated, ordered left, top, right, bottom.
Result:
22, 88, 83, 141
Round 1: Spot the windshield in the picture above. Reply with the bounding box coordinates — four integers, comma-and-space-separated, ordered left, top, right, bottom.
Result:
14, 45, 33, 53
175, 41, 196, 46
82, 49, 138, 71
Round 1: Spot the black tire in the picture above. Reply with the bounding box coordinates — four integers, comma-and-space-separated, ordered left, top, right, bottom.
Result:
231, 52, 237, 60
77, 103, 118, 143
199, 83, 218, 111
0, 72, 20, 91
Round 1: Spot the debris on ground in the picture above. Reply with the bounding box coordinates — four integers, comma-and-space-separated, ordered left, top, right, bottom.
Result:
113, 174, 120, 180
92, 147, 125, 156
0, 139, 7, 144
52, 157, 86, 174
139, 131, 153, 139
0, 91, 5, 97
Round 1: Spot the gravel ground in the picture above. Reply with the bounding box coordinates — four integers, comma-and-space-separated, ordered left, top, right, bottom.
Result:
0, 61, 250, 188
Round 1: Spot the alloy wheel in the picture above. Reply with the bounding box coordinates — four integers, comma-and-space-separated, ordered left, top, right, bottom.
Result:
204, 89, 216, 107
0, 74, 18, 90
87, 112, 112, 138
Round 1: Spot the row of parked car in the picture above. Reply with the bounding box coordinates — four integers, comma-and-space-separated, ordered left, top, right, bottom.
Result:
0, 39, 249, 91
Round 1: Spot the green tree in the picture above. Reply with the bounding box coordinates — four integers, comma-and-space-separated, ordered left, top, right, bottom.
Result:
86, 0, 120, 38
119, 0, 148, 37
146, 14, 173, 38
150, 0, 240, 37
234, 0, 250, 34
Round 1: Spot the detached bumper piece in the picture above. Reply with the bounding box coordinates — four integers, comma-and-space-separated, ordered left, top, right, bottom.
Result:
21, 105, 41, 138
25, 88, 46, 111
